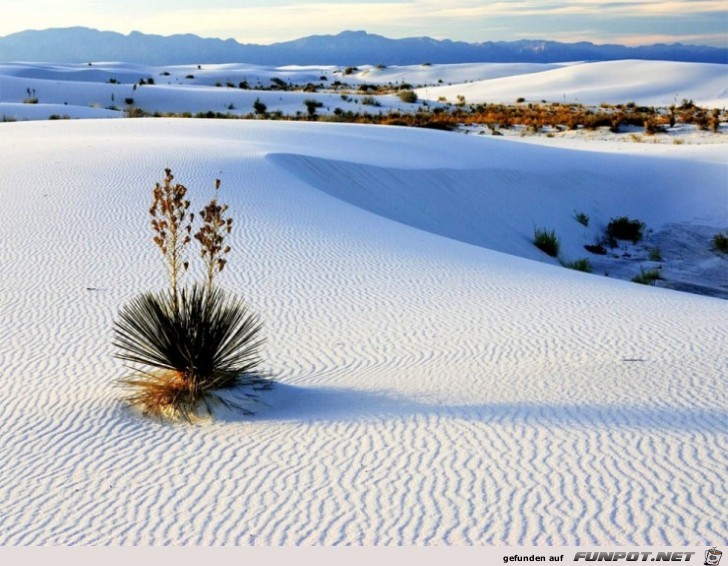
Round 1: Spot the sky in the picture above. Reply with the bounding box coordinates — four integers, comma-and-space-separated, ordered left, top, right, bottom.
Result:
1, 0, 726, 47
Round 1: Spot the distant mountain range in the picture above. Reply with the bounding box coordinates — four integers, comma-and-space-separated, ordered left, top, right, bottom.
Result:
1, 27, 725, 65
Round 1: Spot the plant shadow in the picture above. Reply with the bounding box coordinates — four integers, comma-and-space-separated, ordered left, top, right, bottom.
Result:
214, 382, 726, 433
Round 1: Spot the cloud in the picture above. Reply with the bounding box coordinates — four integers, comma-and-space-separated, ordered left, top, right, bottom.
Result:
425, 0, 726, 18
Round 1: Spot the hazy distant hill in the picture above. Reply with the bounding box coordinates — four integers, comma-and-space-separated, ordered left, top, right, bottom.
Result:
1, 27, 725, 65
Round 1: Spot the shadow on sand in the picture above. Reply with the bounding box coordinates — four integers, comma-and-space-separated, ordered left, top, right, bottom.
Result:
214, 382, 726, 433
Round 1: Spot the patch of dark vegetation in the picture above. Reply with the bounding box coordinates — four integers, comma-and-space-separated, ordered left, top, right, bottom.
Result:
534, 227, 560, 257
584, 243, 607, 255
606, 216, 645, 245
712, 231, 728, 254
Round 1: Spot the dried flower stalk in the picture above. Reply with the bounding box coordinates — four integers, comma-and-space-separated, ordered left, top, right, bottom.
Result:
195, 178, 232, 293
150, 168, 193, 308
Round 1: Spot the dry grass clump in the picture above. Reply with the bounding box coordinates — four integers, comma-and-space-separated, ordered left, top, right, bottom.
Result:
631, 267, 662, 285
534, 227, 560, 257
114, 169, 266, 422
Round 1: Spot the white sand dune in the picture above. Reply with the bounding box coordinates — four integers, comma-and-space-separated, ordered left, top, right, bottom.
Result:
0, 118, 725, 544
3, 59, 725, 123
417, 60, 728, 107
0, 62, 413, 120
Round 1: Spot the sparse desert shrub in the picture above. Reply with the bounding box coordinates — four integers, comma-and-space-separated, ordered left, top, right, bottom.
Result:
304, 98, 324, 117
270, 78, 287, 89
712, 231, 728, 253
574, 211, 589, 227
631, 268, 662, 285
113, 169, 266, 421
361, 96, 381, 107
125, 107, 148, 118
710, 109, 721, 133
563, 258, 592, 272
398, 90, 418, 104
643, 117, 666, 135
23, 88, 38, 104
606, 216, 645, 245
253, 98, 267, 115
648, 247, 663, 261
534, 227, 560, 257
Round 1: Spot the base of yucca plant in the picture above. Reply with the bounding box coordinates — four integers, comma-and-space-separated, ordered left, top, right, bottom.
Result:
120, 369, 272, 422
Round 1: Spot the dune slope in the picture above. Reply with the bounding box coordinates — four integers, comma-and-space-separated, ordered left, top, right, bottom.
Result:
0, 119, 725, 545
418, 60, 728, 107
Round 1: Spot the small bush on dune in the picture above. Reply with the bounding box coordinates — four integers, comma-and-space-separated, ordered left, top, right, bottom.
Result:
397, 90, 418, 104
113, 169, 267, 421
304, 98, 324, 117
361, 95, 381, 107
534, 227, 560, 257
606, 216, 645, 245
631, 268, 662, 285
563, 258, 592, 272
574, 211, 589, 227
712, 231, 728, 254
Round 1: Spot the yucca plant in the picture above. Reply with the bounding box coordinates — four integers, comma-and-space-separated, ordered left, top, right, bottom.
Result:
114, 170, 267, 421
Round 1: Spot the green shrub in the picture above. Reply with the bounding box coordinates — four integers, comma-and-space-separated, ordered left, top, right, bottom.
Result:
648, 247, 663, 261
534, 227, 560, 257
398, 90, 418, 104
563, 258, 592, 272
606, 216, 645, 244
361, 96, 381, 107
712, 231, 728, 253
253, 98, 267, 115
631, 268, 662, 285
574, 211, 589, 227
304, 98, 324, 116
